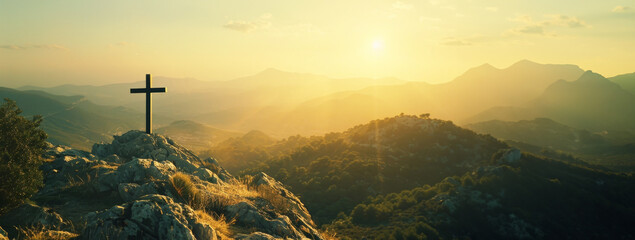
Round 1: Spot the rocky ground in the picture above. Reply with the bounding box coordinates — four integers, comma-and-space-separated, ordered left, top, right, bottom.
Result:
0, 130, 325, 240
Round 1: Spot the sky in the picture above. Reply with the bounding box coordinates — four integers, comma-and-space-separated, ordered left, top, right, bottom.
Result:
1, 0, 634, 87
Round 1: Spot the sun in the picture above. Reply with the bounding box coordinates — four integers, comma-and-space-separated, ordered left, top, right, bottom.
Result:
372, 39, 385, 51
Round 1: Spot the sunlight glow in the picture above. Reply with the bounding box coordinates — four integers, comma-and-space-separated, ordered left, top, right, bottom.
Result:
372, 39, 385, 51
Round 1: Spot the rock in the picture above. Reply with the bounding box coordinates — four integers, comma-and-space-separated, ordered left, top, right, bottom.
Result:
235, 232, 279, 240
226, 201, 304, 239
0, 203, 64, 233
95, 158, 177, 192
249, 173, 323, 239
81, 194, 215, 240
118, 182, 159, 202
91, 131, 201, 173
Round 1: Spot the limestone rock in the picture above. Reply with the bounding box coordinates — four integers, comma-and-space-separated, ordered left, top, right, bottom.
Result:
226, 201, 304, 238
249, 173, 323, 239
91, 130, 202, 173
0, 203, 65, 234
82, 194, 215, 240
235, 232, 279, 240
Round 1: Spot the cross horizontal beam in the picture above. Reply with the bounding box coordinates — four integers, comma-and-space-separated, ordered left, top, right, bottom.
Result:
130, 87, 166, 93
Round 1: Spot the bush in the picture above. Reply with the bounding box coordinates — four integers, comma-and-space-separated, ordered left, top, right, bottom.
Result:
0, 98, 47, 214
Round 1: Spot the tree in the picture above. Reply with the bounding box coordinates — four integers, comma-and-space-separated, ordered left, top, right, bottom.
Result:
0, 98, 48, 214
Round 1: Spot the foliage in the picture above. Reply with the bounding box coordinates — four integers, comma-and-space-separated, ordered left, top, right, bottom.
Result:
328, 153, 635, 239
238, 114, 507, 224
0, 98, 48, 214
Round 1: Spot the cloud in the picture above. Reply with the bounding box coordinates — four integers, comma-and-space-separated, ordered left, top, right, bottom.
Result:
485, 7, 498, 12
441, 37, 472, 46
508, 14, 588, 36
392, 1, 413, 11
223, 14, 272, 33
223, 20, 271, 32
261, 13, 272, 19
0, 44, 67, 50
440, 35, 488, 46
612, 6, 632, 13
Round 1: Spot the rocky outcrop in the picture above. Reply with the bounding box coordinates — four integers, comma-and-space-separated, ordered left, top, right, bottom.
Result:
82, 194, 215, 240
0, 130, 324, 240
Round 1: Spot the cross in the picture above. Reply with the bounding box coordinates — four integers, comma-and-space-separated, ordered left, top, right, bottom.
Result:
130, 74, 166, 134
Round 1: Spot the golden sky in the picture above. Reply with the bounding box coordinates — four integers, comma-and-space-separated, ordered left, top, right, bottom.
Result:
1, 0, 634, 87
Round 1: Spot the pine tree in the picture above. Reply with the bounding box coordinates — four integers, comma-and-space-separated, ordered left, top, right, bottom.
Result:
0, 98, 48, 214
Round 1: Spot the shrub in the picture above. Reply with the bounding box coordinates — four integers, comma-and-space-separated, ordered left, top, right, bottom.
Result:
0, 98, 48, 214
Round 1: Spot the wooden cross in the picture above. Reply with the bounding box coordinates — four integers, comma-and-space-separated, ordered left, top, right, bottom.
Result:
130, 74, 166, 134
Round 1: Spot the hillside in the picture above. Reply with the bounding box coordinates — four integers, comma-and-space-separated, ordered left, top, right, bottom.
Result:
0, 131, 326, 239
465, 118, 635, 170
611, 72, 635, 95
240, 114, 509, 224
0, 88, 144, 150
468, 71, 635, 132
327, 151, 635, 239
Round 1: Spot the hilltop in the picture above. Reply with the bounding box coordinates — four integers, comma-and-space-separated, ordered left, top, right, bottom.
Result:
0, 131, 325, 239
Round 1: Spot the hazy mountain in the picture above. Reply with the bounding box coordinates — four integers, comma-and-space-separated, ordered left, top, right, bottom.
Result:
266, 60, 584, 135
0, 87, 143, 150
19, 69, 405, 125
610, 72, 635, 95
468, 71, 635, 132
465, 118, 608, 152
154, 120, 242, 153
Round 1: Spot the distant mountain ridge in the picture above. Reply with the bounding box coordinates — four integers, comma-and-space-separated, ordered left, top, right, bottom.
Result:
0, 87, 144, 149
468, 71, 635, 132
269, 60, 586, 135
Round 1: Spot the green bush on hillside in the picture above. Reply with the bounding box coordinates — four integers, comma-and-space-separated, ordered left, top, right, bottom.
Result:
0, 98, 48, 214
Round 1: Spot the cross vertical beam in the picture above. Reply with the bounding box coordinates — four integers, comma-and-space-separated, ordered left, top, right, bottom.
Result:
146, 74, 152, 134
130, 74, 166, 134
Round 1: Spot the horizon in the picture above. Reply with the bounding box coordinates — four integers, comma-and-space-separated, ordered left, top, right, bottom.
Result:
2, 1, 635, 87
4, 59, 628, 89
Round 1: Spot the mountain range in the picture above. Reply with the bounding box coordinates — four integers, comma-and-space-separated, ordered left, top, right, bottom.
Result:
5, 59, 635, 151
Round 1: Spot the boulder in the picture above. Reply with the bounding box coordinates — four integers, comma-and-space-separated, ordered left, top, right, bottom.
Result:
226, 201, 305, 238
235, 232, 279, 240
0, 203, 65, 237
81, 194, 216, 240
91, 131, 201, 173
94, 158, 176, 192
249, 173, 323, 239
118, 182, 160, 202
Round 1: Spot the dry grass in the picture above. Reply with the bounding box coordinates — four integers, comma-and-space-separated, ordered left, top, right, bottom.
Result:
170, 172, 250, 213
251, 185, 292, 215
170, 172, 199, 203
319, 228, 340, 240
16, 225, 78, 240
194, 210, 235, 239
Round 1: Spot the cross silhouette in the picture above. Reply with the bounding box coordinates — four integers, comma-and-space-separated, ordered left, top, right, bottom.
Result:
130, 74, 166, 134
